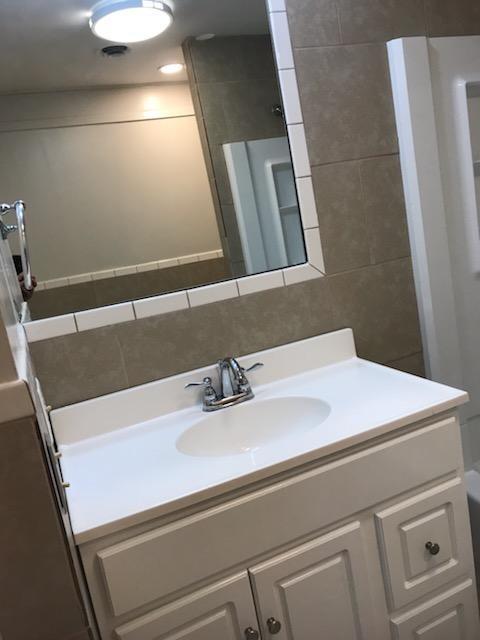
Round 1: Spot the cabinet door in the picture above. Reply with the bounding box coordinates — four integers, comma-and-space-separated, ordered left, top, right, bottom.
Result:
114, 572, 259, 640
249, 521, 378, 640
390, 579, 479, 640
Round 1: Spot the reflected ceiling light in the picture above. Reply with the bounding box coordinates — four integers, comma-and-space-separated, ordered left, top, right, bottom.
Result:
159, 63, 184, 74
195, 33, 215, 41
90, 0, 173, 43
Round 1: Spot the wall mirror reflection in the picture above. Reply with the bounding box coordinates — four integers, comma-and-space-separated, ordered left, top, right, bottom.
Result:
0, 0, 306, 321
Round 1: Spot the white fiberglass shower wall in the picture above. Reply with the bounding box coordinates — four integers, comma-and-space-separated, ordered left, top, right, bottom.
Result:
388, 36, 480, 469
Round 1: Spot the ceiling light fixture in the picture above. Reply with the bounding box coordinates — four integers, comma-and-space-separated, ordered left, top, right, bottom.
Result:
90, 0, 173, 43
159, 63, 184, 74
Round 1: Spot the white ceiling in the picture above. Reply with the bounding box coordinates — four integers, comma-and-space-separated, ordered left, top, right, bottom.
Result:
0, 0, 269, 93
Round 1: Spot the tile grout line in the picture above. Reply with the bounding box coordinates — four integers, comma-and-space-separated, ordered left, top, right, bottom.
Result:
385, 350, 425, 366
356, 160, 375, 267
326, 254, 413, 280
309, 151, 401, 170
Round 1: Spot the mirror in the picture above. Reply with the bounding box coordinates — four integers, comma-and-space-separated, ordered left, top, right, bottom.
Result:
0, 0, 307, 321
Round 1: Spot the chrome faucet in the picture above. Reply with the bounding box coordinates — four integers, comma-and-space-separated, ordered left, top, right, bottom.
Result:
186, 358, 264, 412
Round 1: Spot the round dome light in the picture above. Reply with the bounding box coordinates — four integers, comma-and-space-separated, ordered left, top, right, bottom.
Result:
90, 0, 173, 43
159, 63, 184, 74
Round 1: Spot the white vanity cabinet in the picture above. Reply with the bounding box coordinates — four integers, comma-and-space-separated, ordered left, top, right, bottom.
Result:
78, 413, 480, 640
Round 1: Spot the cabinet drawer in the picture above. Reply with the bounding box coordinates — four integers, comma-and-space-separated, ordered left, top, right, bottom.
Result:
390, 580, 478, 639
114, 572, 258, 640
376, 478, 471, 610
97, 418, 461, 617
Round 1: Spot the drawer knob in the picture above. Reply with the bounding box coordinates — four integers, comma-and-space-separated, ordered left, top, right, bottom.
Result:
244, 628, 259, 640
267, 617, 282, 634
425, 541, 440, 555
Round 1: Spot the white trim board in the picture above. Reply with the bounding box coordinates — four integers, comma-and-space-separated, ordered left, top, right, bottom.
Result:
387, 37, 463, 390
386, 36, 480, 427
23, 2, 325, 342
0, 83, 195, 132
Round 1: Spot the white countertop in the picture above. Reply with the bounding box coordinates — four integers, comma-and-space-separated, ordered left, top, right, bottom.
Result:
50, 329, 468, 544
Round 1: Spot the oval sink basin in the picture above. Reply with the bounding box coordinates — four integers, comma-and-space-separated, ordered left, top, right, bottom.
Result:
176, 396, 331, 457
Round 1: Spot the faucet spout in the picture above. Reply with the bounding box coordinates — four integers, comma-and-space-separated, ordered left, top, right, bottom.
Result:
186, 357, 263, 411
218, 357, 247, 398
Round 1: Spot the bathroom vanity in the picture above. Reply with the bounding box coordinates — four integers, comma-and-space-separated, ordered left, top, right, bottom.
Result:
50, 329, 480, 639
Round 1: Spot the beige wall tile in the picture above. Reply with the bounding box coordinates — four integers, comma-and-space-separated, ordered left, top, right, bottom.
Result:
295, 43, 398, 164
210, 147, 234, 205
360, 155, 410, 263
232, 277, 335, 355
425, 0, 480, 37
386, 352, 426, 377
312, 161, 370, 273
286, 0, 340, 48
197, 78, 284, 146
114, 303, 245, 389
187, 34, 284, 272
328, 257, 422, 363
29, 282, 97, 320
337, 0, 425, 44
30, 328, 128, 407
0, 319, 16, 384
115, 278, 334, 389
221, 204, 244, 263
188, 36, 278, 83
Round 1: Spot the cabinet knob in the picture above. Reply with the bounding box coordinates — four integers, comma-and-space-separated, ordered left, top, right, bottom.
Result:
425, 541, 440, 555
267, 617, 282, 634
244, 628, 259, 640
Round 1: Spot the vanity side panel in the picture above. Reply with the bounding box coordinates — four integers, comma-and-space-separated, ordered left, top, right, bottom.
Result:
0, 416, 89, 640
96, 417, 461, 617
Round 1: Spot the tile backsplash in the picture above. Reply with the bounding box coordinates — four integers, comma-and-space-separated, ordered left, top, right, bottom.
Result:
31, 261, 422, 408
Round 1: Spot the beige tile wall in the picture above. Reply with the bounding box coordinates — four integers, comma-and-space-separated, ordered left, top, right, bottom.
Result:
184, 35, 286, 276
32, 0, 480, 409
0, 320, 16, 384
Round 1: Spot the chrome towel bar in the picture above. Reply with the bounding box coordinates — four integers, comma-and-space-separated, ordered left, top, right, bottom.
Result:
0, 200, 32, 290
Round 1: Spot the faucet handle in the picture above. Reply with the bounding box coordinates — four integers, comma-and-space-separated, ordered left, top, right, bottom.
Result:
185, 376, 214, 389
243, 362, 264, 373
185, 377, 217, 406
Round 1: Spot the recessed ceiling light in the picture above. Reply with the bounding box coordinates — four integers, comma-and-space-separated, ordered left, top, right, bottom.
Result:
90, 0, 173, 43
159, 63, 184, 75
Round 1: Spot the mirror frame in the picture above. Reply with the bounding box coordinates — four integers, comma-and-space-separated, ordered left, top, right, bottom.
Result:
22, 0, 325, 343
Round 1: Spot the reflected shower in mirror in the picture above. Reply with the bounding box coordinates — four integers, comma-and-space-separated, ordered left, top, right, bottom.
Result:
0, 0, 306, 320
